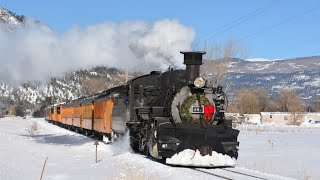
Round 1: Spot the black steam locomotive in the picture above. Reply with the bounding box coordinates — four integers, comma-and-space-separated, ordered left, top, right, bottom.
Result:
46, 51, 239, 161
127, 51, 239, 159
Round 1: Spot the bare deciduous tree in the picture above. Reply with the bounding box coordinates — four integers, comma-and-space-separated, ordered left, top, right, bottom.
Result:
311, 96, 320, 112
230, 89, 260, 115
277, 89, 305, 124
200, 40, 246, 90
265, 98, 280, 112
277, 90, 305, 112
250, 86, 269, 112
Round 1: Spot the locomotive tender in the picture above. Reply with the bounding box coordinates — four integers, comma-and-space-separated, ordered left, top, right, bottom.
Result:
45, 51, 239, 160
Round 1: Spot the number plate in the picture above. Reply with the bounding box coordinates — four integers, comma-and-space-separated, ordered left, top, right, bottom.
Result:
192, 106, 204, 113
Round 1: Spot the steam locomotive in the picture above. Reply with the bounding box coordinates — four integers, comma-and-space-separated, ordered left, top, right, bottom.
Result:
45, 51, 239, 160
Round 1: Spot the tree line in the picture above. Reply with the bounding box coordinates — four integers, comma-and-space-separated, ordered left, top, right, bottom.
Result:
227, 86, 320, 114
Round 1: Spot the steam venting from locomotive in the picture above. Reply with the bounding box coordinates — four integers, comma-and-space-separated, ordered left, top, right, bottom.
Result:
0, 19, 194, 85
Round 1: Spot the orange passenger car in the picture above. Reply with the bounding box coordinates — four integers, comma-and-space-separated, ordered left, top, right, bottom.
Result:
93, 97, 114, 134
81, 100, 93, 130
45, 86, 128, 140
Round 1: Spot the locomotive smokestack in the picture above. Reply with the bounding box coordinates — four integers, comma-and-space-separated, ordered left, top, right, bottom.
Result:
180, 51, 206, 83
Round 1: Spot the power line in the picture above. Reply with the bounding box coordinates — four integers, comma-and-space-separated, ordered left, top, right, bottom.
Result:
197, 0, 280, 42
236, 5, 320, 42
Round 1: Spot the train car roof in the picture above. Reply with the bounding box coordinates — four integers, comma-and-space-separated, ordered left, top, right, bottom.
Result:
52, 102, 66, 107
61, 84, 128, 106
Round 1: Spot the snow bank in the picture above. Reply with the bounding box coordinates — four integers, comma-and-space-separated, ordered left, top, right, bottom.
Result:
166, 149, 236, 167
300, 119, 320, 127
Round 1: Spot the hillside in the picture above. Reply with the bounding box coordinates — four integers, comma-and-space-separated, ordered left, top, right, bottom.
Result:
229, 56, 320, 73
222, 57, 320, 101
0, 66, 140, 115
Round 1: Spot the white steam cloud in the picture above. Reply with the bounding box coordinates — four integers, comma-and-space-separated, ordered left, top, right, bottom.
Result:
0, 18, 195, 85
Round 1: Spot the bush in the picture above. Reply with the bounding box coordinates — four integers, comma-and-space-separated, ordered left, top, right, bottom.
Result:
25, 121, 39, 137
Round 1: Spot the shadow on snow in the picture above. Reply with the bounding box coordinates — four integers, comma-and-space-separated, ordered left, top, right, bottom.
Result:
20, 134, 93, 146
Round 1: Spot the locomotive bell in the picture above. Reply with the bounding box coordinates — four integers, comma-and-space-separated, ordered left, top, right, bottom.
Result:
180, 51, 206, 84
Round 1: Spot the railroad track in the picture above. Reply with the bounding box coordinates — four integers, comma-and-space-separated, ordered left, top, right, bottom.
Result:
190, 167, 270, 180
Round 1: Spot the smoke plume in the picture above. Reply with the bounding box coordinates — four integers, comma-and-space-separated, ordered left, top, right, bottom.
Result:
0, 18, 195, 85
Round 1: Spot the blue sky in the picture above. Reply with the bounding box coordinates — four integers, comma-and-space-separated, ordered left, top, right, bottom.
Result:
1, 0, 320, 59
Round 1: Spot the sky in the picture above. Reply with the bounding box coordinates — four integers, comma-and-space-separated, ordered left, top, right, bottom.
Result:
1, 0, 320, 60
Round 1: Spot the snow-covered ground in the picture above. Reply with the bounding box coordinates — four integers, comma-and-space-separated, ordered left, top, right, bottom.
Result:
237, 124, 320, 179
0, 117, 312, 179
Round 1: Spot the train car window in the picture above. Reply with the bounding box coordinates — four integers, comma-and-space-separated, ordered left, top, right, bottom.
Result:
57, 106, 61, 114
134, 85, 140, 94
51, 108, 54, 114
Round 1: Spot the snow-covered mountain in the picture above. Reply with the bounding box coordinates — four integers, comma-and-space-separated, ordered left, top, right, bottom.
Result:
227, 70, 320, 101
229, 56, 320, 73
0, 6, 24, 25
225, 56, 320, 102
0, 66, 138, 106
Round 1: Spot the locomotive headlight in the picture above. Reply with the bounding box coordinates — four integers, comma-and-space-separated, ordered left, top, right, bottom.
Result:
193, 76, 206, 88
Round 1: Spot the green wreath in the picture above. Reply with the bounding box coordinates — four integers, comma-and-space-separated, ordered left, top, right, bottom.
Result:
180, 94, 210, 124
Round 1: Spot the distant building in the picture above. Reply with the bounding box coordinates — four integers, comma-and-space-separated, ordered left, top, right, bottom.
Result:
243, 114, 261, 124
257, 112, 320, 125
225, 113, 242, 124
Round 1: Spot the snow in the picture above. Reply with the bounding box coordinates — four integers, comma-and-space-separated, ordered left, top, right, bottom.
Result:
0, 117, 307, 179
245, 58, 271, 62
255, 62, 276, 71
303, 77, 320, 87
264, 75, 276, 80
166, 149, 236, 167
17, 86, 41, 104
0, 7, 22, 25
293, 74, 310, 81
107, 74, 112, 80
0, 81, 13, 97
90, 72, 98, 76
237, 124, 320, 179
300, 119, 320, 127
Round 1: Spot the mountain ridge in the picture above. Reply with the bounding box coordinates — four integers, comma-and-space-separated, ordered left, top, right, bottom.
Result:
0, 6, 24, 25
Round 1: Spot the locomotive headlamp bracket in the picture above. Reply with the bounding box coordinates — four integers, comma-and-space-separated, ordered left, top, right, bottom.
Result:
193, 76, 206, 88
